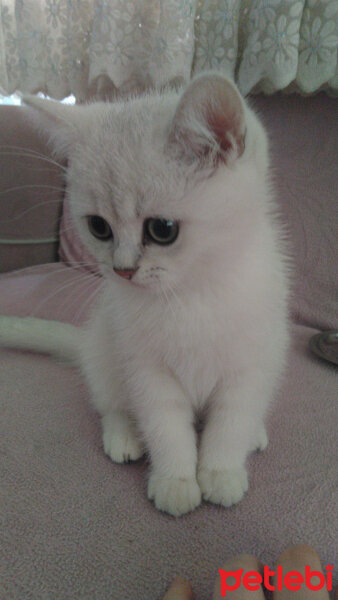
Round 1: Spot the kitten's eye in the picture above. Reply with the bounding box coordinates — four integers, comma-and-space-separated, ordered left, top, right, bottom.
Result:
144, 218, 179, 245
87, 216, 113, 241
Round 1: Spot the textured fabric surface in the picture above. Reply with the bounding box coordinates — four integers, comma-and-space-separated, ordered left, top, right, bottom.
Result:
0, 0, 337, 100
254, 92, 338, 331
0, 94, 337, 599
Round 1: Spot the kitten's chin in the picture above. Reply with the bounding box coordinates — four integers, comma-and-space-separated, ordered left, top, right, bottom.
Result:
104, 273, 156, 293
101, 266, 173, 295
132, 278, 174, 297
134, 279, 162, 293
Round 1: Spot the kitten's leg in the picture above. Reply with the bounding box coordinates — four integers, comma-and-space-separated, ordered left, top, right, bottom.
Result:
81, 332, 144, 463
102, 409, 144, 463
251, 424, 268, 452
198, 371, 272, 507
129, 366, 201, 517
90, 377, 145, 463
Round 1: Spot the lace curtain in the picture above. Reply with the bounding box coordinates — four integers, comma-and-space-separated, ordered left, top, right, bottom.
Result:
0, 0, 337, 101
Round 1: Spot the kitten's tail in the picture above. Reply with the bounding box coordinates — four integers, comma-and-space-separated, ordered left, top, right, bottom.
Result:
0, 316, 82, 364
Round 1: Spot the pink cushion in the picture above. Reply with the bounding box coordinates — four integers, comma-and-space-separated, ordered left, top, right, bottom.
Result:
0, 263, 102, 324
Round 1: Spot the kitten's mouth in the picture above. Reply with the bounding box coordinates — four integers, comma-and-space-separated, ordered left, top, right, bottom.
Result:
113, 267, 139, 280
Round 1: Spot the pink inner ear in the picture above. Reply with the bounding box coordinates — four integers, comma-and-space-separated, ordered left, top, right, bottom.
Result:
203, 86, 246, 160
171, 74, 246, 162
207, 111, 241, 156
208, 114, 232, 153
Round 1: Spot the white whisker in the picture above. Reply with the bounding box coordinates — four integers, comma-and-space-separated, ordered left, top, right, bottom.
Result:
0, 146, 67, 173
0, 198, 83, 223
1, 262, 101, 278
0, 184, 65, 197
73, 281, 103, 324
30, 272, 101, 317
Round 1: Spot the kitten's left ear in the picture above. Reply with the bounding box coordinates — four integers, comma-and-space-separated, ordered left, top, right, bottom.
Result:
169, 73, 246, 164
23, 95, 82, 159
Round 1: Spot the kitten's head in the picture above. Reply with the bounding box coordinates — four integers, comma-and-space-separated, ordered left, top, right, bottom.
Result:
25, 73, 268, 295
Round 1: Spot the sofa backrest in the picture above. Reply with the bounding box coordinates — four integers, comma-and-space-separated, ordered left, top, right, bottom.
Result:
0, 106, 65, 273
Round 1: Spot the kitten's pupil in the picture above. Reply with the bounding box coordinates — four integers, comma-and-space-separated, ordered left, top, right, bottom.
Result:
145, 218, 179, 245
88, 216, 113, 241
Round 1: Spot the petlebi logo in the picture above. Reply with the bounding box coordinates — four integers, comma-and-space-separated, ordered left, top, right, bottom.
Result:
219, 563, 334, 596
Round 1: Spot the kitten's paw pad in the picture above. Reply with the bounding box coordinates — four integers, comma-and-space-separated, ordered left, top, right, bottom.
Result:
148, 474, 201, 517
197, 466, 248, 507
255, 427, 268, 451
103, 428, 144, 463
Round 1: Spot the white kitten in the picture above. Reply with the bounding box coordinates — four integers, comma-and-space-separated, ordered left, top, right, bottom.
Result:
0, 73, 290, 516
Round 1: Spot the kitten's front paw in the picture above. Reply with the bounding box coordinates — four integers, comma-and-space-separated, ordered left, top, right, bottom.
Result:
103, 427, 144, 463
148, 474, 201, 517
102, 414, 144, 463
197, 466, 248, 507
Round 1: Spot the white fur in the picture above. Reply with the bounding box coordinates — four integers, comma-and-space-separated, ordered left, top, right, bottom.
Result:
0, 75, 290, 516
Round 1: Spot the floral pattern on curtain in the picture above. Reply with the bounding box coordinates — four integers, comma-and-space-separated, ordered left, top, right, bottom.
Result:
0, 0, 337, 101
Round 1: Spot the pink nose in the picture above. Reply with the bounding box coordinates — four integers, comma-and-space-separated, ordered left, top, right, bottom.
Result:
113, 268, 138, 280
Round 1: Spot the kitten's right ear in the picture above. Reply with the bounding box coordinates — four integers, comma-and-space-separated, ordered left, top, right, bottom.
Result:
169, 73, 246, 165
23, 95, 81, 159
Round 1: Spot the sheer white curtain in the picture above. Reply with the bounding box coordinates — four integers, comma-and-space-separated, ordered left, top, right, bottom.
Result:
0, 0, 337, 101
